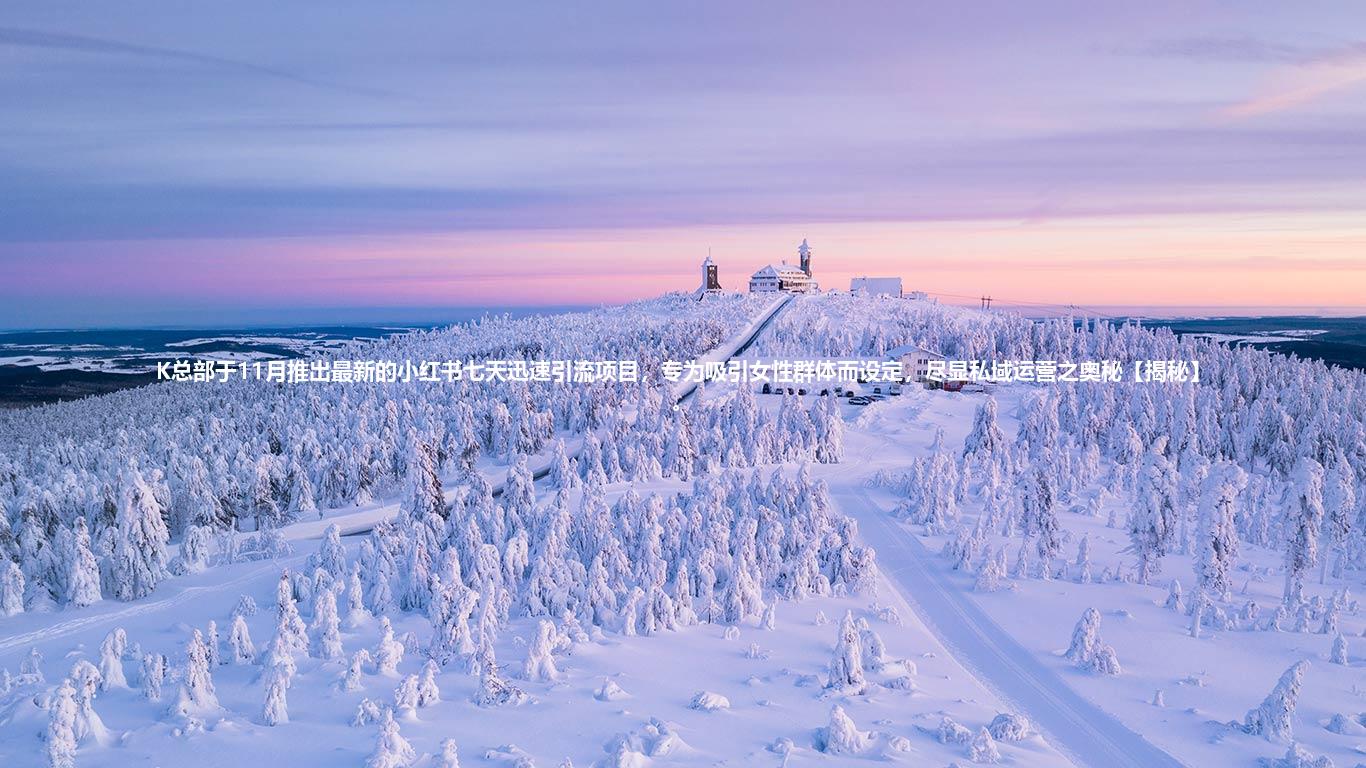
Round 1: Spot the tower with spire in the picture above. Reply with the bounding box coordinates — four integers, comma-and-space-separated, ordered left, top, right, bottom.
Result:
701, 254, 721, 291
798, 238, 812, 277
694, 253, 722, 299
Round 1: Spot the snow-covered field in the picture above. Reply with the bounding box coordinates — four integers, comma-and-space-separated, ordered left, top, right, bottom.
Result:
2, 292, 1364, 768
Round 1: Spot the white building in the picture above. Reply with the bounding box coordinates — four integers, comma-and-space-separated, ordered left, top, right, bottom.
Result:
885, 343, 945, 383
749, 239, 819, 293
850, 276, 902, 297
749, 263, 816, 293
906, 290, 929, 301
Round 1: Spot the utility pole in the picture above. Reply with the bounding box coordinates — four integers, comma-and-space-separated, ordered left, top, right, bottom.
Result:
980, 295, 992, 310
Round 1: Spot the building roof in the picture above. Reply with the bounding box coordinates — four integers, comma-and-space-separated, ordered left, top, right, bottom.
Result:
885, 343, 944, 359
850, 276, 902, 293
751, 262, 810, 279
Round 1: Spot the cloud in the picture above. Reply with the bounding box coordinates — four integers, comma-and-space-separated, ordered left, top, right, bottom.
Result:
0, 26, 396, 99
1221, 55, 1366, 118
1135, 35, 1366, 118
1136, 36, 1317, 64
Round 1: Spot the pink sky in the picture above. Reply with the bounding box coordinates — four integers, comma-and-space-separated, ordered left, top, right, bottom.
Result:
4, 3, 1366, 326
9, 210, 1365, 324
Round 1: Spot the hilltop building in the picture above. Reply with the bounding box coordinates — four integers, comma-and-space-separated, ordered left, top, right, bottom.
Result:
886, 343, 945, 383
693, 254, 724, 299
749, 239, 819, 293
850, 276, 902, 297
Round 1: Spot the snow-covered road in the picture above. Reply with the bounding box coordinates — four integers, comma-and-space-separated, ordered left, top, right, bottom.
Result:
835, 486, 1186, 768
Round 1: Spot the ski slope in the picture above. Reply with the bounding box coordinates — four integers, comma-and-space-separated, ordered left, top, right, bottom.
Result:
835, 485, 1187, 768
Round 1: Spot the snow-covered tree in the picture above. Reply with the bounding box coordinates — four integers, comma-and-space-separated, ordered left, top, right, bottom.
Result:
1331, 633, 1349, 665
387, 674, 417, 722
261, 656, 293, 726
1, 561, 24, 617
522, 619, 560, 682
206, 619, 221, 667
316, 523, 348, 578
229, 614, 256, 664
346, 564, 369, 628
1284, 460, 1325, 607
275, 572, 309, 655
65, 517, 101, 608
816, 704, 870, 755
1065, 607, 1101, 664
436, 739, 461, 768
310, 588, 344, 660
1243, 660, 1308, 742
171, 525, 213, 576
1063, 607, 1120, 674
472, 634, 526, 707
548, 439, 577, 490
46, 678, 78, 768
336, 649, 367, 692
107, 465, 171, 601
68, 659, 105, 744
173, 628, 218, 714
963, 397, 1006, 461
366, 708, 416, 768
97, 628, 127, 690
969, 726, 1001, 764
1322, 457, 1355, 581
1129, 443, 1178, 584
1195, 462, 1245, 600
826, 610, 866, 694
417, 659, 441, 707
374, 616, 405, 677
140, 653, 165, 701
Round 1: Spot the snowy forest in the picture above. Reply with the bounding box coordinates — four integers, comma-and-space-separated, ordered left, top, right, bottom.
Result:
2, 292, 1364, 768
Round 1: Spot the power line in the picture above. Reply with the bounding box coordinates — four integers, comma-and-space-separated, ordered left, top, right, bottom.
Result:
917, 289, 1125, 321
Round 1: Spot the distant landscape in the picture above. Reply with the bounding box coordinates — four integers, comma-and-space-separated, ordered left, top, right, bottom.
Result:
1137, 315, 1366, 372
4, 311, 1363, 409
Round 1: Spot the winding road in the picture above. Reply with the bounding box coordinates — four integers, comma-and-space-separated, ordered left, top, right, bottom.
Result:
834, 485, 1186, 768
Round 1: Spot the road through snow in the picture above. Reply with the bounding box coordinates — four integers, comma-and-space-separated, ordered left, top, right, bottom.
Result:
835, 486, 1186, 768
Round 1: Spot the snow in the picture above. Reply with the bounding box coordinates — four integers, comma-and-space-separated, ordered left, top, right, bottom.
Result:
3, 291, 1365, 768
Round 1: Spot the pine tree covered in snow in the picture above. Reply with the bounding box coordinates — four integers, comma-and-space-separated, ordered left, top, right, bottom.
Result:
1, 561, 24, 617
1331, 633, 1349, 665
46, 678, 79, 768
969, 726, 1001, 764
522, 619, 560, 682
229, 613, 256, 664
1195, 462, 1245, 600
374, 617, 405, 677
1243, 660, 1309, 742
261, 656, 293, 726
1284, 460, 1325, 607
1130, 442, 1178, 584
65, 517, 101, 607
816, 704, 870, 755
140, 653, 164, 702
366, 708, 416, 768
826, 610, 867, 694
68, 659, 105, 744
274, 572, 309, 655
173, 628, 218, 715
97, 628, 127, 690
107, 465, 170, 601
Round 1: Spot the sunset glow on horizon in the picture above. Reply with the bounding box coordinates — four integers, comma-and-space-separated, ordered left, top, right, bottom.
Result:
3, 2, 1365, 326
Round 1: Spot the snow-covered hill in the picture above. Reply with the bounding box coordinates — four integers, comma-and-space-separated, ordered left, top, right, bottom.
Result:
2, 291, 1365, 768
